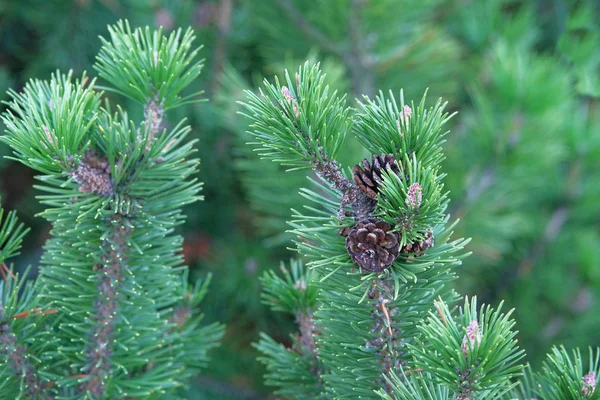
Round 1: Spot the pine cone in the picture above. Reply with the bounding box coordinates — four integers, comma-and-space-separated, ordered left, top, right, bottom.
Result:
401, 231, 434, 255
346, 219, 399, 272
352, 154, 400, 199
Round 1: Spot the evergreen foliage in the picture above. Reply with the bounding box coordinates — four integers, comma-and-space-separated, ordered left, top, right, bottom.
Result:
244, 62, 599, 399
0, 21, 222, 398
1, 1, 600, 398
218, 3, 600, 388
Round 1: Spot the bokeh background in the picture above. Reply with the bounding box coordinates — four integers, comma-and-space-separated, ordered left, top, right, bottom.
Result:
1, 0, 599, 398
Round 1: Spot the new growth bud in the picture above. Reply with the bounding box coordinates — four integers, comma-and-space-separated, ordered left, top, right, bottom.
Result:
42, 125, 56, 147
582, 371, 597, 397
294, 279, 307, 292
461, 320, 482, 356
281, 86, 299, 118
405, 182, 422, 209
397, 105, 412, 136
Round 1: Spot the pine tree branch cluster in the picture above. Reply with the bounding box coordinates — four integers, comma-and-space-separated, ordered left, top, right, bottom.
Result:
0, 320, 51, 399
0, 20, 223, 398
243, 61, 600, 399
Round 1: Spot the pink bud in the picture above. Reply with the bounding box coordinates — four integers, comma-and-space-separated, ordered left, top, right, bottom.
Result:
294, 280, 307, 292
281, 86, 293, 102
461, 320, 482, 357
43, 125, 55, 146
405, 182, 423, 208
397, 105, 412, 137
582, 371, 596, 397
281, 86, 299, 118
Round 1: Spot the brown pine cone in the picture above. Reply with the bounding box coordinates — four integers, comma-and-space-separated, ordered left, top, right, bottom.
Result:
352, 154, 400, 199
345, 219, 399, 272
401, 231, 434, 255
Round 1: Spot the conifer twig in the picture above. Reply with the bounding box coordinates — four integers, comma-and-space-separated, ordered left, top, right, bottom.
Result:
0, 320, 53, 399
296, 310, 318, 357
367, 280, 399, 393
312, 159, 374, 220
80, 214, 130, 397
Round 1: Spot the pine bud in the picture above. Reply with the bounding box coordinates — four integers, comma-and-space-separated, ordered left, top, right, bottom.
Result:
405, 182, 422, 208
71, 151, 112, 196
582, 371, 596, 397
397, 105, 412, 136
461, 320, 482, 356
281, 86, 299, 118
294, 279, 307, 292
42, 125, 56, 147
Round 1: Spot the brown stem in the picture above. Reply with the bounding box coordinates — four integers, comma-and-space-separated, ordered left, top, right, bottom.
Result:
296, 310, 318, 357
455, 369, 477, 399
0, 322, 54, 399
293, 308, 325, 394
366, 279, 400, 394
312, 159, 374, 220
79, 214, 130, 397
144, 97, 165, 137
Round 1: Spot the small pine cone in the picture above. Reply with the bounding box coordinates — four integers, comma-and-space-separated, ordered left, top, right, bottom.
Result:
352, 154, 400, 199
401, 231, 434, 255
346, 218, 399, 272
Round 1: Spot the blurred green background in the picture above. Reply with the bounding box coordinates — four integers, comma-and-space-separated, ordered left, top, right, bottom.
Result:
1, 0, 599, 398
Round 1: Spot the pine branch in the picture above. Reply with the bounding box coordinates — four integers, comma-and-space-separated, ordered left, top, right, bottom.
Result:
242, 62, 376, 219
0, 322, 53, 399
0, 264, 57, 399
538, 346, 600, 399
409, 297, 525, 399
256, 260, 325, 399
312, 158, 373, 219
95, 20, 205, 109
79, 214, 130, 397
296, 309, 318, 358
0, 20, 223, 397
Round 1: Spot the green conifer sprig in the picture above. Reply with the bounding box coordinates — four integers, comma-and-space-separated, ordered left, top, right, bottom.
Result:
0, 21, 223, 398
0, 270, 56, 400
254, 332, 325, 399
241, 62, 350, 169
1, 71, 101, 174
0, 206, 54, 399
376, 156, 448, 246
538, 346, 599, 400
245, 62, 472, 398
259, 259, 318, 315
353, 91, 453, 170
0, 205, 29, 266
95, 20, 204, 110
254, 260, 324, 399
409, 297, 525, 399
376, 370, 450, 400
